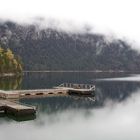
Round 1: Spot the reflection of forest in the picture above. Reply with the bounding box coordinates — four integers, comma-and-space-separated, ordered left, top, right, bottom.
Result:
20, 96, 96, 114
20, 81, 140, 114
95, 81, 140, 106
0, 76, 22, 90
22, 72, 130, 89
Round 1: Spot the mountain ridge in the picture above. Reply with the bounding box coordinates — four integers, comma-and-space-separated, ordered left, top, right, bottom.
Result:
0, 21, 140, 71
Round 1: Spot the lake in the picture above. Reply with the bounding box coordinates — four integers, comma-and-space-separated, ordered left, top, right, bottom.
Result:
0, 72, 140, 140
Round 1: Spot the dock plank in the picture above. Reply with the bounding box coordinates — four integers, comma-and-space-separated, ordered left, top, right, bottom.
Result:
0, 88, 68, 99
0, 100, 36, 116
0, 83, 95, 99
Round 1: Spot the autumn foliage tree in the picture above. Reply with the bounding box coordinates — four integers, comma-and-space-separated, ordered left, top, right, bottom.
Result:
0, 45, 23, 74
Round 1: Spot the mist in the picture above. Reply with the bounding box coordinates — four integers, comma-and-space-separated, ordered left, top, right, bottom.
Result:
1, 89, 140, 140
97, 74, 140, 82
0, 0, 140, 50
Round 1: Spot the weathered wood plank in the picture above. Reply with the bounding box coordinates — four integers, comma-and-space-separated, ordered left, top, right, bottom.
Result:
0, 89, 68, 99
0, 83, 95, 99
0, 100, 36, 116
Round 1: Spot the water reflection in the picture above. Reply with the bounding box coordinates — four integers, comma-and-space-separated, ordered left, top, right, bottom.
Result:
1, 90, 140, 140
95, 81, 140, 104
0, 73, 140, 113
20, 81, 140, 112
21, 72, 140, 105
22, 72, 130, 89
20, 96, 96, 114
1, 73, 140, 140
0, 76, 22, 90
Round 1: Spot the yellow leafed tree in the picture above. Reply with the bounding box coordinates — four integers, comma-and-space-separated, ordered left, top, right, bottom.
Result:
0, 45, 23, 74
5, 48, 14, 60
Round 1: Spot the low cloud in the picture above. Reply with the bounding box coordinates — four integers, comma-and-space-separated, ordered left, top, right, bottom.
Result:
0, 0, 140, 50
1, 89, 140, 140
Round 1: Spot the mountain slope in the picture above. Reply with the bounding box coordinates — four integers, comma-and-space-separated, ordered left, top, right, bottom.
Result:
0, 21, 139, 71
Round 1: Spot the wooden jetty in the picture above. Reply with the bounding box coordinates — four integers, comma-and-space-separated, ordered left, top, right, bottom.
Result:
0, 100, 36, 116
0, 83, 95, 99
54, 83, 95, 95
0, 87, 73, 120
0, 88, 68, 99
0, 83, 95, 120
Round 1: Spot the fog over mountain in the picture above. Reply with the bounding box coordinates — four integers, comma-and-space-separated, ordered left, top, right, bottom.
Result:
0, 20, 140, 71
1, 0, 140, 47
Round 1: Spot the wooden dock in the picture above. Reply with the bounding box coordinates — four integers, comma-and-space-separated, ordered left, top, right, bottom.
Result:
0, 88, 68, 99
0, 83, 95, 120
0, 88, 68, 120
0, 100, 36, 116
0, 83, 95, 99
54, 83, 95, 95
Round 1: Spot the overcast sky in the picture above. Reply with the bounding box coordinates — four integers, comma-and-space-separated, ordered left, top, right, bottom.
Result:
0, 0, 140, 45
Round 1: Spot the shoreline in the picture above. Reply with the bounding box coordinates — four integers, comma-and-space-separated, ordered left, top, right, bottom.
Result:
23, 70, 140, 73
1, 70, 140, 77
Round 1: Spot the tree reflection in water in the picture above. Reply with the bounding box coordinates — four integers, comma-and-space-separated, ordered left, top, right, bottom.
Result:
0, 76, 22, 90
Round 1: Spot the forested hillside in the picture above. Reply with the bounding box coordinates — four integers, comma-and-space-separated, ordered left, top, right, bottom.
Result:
0, 21, 140, 71
0, 45, 22, 74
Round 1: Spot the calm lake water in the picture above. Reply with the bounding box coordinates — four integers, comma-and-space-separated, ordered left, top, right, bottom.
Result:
1, 72, 140, 140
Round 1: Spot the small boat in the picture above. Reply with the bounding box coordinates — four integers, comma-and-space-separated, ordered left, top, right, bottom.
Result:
54, 83, 95, 95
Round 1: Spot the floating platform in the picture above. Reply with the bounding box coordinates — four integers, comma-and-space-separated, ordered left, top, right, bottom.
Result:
0, 83, 95, 99
0, 83, 95, 121
0, 100, 36, 117
0, 89, 68, 99
55, 83, 95, 95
